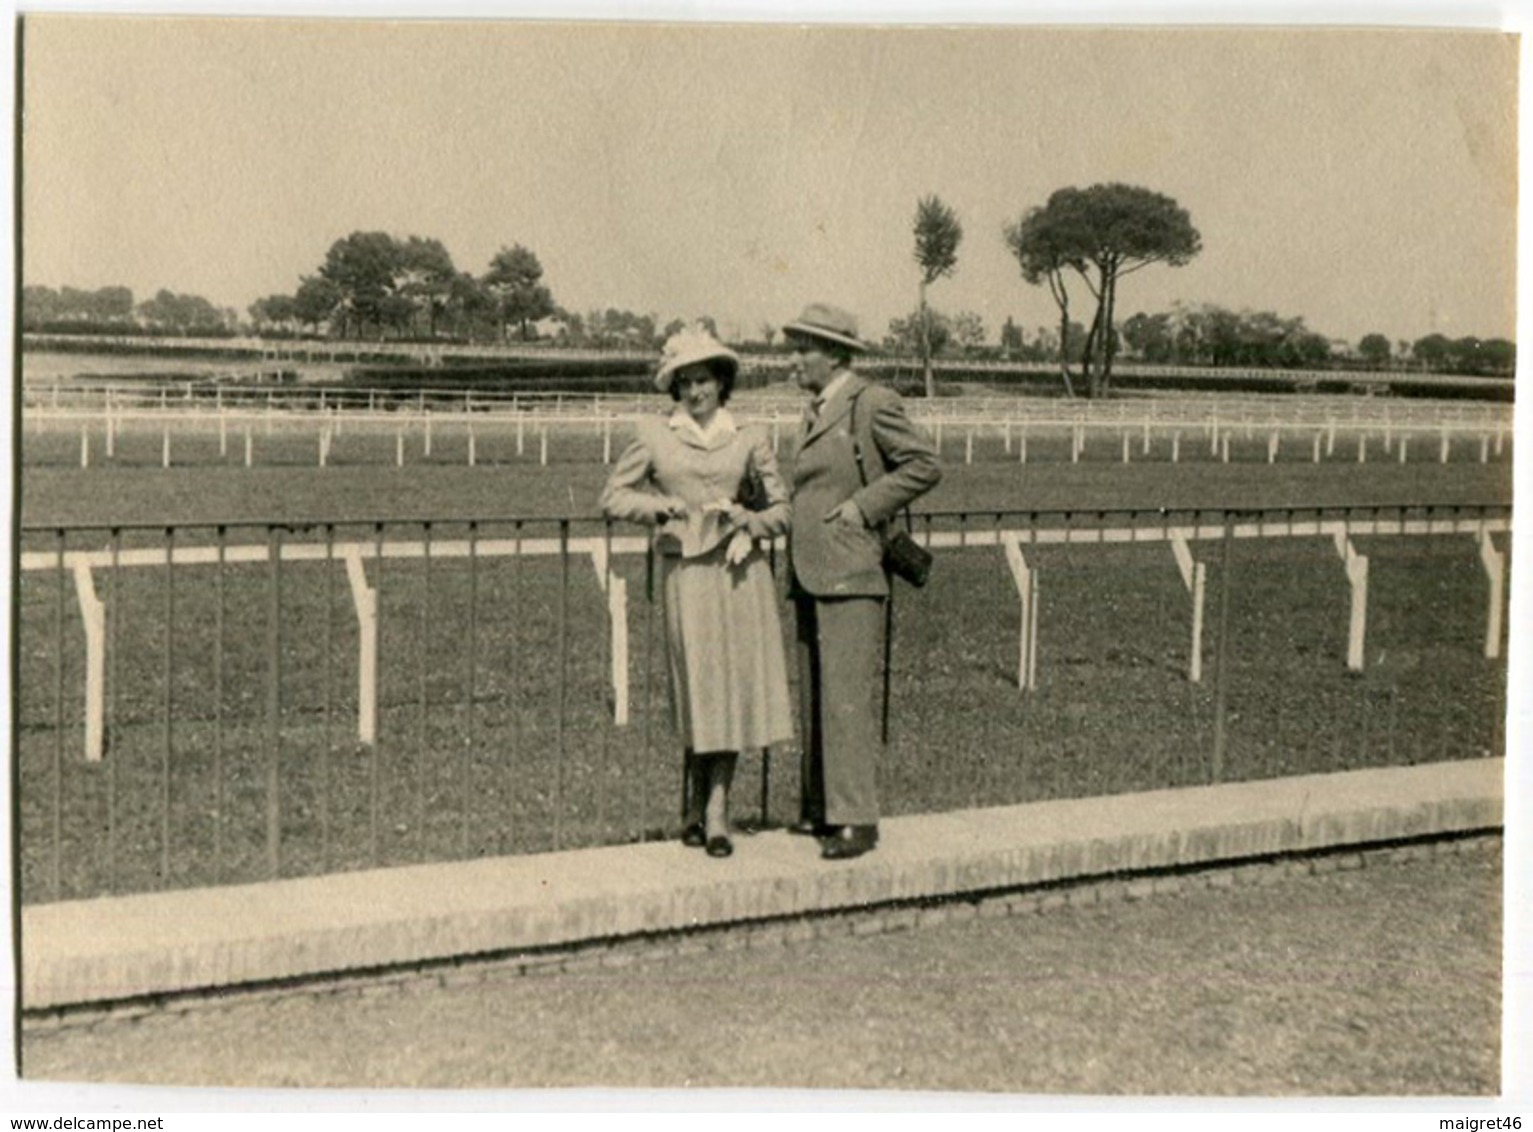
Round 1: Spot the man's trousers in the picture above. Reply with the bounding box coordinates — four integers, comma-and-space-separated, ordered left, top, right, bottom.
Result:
794, 594, 885, 828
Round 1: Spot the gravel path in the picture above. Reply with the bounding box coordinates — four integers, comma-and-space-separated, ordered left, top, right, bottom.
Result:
22, 840, 1501, 1096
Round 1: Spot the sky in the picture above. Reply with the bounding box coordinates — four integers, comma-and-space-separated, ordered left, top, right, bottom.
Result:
17, 13, 1519, 348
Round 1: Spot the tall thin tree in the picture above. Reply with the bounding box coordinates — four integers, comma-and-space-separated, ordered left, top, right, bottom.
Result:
913, 195, 963, 398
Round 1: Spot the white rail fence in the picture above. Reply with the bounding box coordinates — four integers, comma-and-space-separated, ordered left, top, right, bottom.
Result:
23, 400, 1515, 470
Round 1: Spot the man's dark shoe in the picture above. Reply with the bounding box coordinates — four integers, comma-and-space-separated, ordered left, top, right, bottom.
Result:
820, 824, 879, 860
788, 818, 830, 837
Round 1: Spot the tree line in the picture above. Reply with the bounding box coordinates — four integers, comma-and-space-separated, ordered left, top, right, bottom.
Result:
24, 185, 1515, 391
22, 285, 240, 337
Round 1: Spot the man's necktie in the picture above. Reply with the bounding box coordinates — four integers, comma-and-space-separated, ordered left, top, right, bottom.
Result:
804, 397, 824, 433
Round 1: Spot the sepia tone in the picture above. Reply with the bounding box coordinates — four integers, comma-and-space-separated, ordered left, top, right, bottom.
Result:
8, 14, 1520, 1104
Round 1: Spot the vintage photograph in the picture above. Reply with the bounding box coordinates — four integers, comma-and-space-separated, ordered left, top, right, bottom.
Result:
6, 9, 1522, 1108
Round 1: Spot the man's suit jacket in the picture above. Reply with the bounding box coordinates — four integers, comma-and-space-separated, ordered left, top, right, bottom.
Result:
788, 371, 942, 598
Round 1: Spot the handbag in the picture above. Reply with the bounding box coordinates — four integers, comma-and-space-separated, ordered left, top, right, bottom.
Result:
849, 391, 934, 588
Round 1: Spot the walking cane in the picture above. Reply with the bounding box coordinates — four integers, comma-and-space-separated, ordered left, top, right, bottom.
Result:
881, 583, 894, 745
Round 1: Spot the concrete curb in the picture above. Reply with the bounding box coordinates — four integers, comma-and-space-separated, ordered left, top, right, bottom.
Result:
22, 758, 1502, 1011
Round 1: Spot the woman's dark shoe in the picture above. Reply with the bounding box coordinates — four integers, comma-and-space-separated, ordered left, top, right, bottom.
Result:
820, 824, 879, 860
682, 822, 706, 848
705, 835, 734, 859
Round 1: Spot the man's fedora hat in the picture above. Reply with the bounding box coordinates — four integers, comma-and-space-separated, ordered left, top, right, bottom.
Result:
782, 302, 870, 354
654, 326, 740, 392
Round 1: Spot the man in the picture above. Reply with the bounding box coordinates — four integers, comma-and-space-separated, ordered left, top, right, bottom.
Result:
782, 302, 942, 860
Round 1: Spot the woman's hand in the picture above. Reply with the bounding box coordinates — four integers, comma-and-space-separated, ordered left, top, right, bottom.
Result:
654, 496, 688, 522
725, 529, 754, 566
703, 499, 750, 530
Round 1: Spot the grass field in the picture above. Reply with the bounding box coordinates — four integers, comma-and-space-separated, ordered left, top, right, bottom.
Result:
15, 428, 1514, 904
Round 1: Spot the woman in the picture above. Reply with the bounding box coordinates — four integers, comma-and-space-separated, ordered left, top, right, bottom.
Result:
601, 328, 794, 858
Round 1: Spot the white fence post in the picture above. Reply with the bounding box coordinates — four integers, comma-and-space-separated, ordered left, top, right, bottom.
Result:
1478, 529, 1506, 660
71, 560, 106, 762
1333, 531, 1369, 672
1001, 533, 1039, 691
468, 426, 477, 467
1170, 533, 1206, 683
603, 416, 613, 465
344, 550, 378, 745
540, 421, 548, 466
161, 424, 172, 469
424, 414, 432, 457
244, 425, 253, 468
588, 545, 631, 725
609, 576, 629, 725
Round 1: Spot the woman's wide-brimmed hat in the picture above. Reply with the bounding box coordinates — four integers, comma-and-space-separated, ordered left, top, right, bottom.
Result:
654, 327, 740, 392
781, 302, 870, 353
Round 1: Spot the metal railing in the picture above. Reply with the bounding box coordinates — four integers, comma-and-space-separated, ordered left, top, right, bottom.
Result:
14, 502, 1511, 905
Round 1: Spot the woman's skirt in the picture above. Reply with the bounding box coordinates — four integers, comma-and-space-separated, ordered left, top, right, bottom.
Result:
660, 542, 794, 752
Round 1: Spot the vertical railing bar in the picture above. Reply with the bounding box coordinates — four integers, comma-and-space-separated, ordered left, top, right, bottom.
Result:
993, 510, 1006, 801
161, 526, 174, 889
554, 519, 570, 850
1210, 511, 1235, 785
322, 523, 335, 869
52, 530, 66, 901
417, 521, 432, 854
266, 525, 283, 880
599, 519, 612, 841
107, 529, 121, 894
641, 542, 655, 841
370, 521, 383, 866
464, 520, 478, 858
214, 526, 225, 883
509, 520, 523, 855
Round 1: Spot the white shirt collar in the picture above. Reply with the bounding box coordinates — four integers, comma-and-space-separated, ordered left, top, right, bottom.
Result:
669, 405, 738, 446
816, 369, 853, 406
